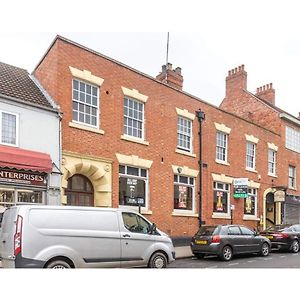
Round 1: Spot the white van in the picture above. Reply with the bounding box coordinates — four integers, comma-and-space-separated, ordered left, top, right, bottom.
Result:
0, 205, 175, 268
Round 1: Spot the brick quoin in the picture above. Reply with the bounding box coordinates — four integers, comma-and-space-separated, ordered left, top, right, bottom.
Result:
34, 36, 300, 238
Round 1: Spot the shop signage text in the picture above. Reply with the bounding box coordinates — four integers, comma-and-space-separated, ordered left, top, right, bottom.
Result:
233, 178, 249, 198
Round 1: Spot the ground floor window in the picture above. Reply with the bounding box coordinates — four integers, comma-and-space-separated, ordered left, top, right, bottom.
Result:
0, 188, 44, 206
65, 174, 94, 206
174, 175, 195, 211
119, 165, 148, 208
244, 188, 257, 216
213, 182, 230, 214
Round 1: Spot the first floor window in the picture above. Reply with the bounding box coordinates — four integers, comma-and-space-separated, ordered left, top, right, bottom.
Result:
244, 188, 257, 216
288, 165, 296, 189
119, 165, 148, 207
216, 131, 228, 162
174, 175, 195, 210
0, 111, 17, 146
72, 79, 99, 127
177, 116, 192, 152
246, 142, 256, 170
213, 182, 230, 214
268, 149, 276, 175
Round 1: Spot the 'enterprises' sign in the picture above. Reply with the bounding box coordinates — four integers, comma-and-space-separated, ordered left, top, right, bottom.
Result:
233, 178, 249, 198
0, 169, 47, 187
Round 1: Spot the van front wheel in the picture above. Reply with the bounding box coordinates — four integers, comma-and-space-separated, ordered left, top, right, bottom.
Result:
148, 252, 167, 268
46, 260, 72, 269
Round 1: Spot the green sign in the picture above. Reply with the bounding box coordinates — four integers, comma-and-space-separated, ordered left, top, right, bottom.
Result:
233, 178, 249, 198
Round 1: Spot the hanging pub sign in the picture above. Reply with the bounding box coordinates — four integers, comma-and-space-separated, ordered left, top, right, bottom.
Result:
233, 178, 249, 198
0, 168, 47, 187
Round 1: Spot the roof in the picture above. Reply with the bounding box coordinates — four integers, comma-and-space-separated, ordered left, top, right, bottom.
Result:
0, 61, 53, 109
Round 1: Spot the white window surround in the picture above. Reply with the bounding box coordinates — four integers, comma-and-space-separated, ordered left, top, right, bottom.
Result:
69, 66, 104, 86
214, 122, 232, 134
267, 142, 278, 152
216, 159, 230, 166
116, 153, 153, 169
175, 149, 196, 157
172, 165, 199, 177
245, 134, 259, 144
121, 134, 149, 146
69, 121, 104, 134
0, 110, 19, 147
175, 108, 195, 121
211, 173, 233, 184
121, 86, 148, 103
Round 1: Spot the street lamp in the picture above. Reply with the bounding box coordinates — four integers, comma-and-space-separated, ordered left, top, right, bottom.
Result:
196, 109, 205, 227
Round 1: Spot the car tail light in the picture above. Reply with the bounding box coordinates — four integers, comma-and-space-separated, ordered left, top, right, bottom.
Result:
211, 235, 221, 243
14, 215, 23, 256
273, 233, 289, 239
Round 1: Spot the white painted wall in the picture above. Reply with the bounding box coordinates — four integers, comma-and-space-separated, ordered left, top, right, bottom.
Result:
0, 97, 61, 205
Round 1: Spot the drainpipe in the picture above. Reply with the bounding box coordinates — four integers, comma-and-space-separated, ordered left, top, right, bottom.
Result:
196, 109, 205, 227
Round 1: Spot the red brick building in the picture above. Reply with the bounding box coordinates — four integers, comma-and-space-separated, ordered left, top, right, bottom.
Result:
33, 36, 300, 238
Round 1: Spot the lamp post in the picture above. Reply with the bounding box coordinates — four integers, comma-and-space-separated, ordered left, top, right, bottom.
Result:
196, 109, 205, 228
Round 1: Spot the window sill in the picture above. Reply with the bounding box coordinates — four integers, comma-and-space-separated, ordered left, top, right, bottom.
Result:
215, 159, 230, 166
119, 205, 152, 215
243, 215, 260, 221
172, 211, 198, 218
212, 213, 231, 219
268, 173, 277, 178
246, 167, 258, 173
175, 149, 196, 158
121, 135, 149, 146
69, 122, 104, 134
288, 187, 297, 191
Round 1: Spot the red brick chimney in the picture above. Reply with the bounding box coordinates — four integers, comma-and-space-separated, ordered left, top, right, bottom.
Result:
156, 63, 183, 90
255, 83, 275, 105
225, 65, 247, 98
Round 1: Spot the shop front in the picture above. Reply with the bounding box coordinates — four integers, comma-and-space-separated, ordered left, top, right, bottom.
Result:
0, 145, 52, 209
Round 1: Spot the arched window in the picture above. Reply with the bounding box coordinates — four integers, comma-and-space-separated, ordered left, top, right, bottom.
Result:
65, 174, 94, 206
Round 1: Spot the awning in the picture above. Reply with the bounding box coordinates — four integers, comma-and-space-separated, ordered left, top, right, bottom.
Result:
0, 145, 52, 173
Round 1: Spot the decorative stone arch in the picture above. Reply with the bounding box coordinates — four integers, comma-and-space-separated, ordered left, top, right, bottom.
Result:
61, 152, 112, 207
262, 188, 277, 230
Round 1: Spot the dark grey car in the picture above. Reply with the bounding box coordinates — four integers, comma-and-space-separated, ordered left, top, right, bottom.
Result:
190, 225, 271, 261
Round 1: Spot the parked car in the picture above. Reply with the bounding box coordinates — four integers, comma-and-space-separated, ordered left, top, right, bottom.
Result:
260, 224, 300, 253
190, 224, 271, 261
0, 205, 175, 268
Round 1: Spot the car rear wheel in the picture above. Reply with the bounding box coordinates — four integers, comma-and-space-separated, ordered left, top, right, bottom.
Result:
290, 240, 300, 253
260, 242, 270, 257
220, 246, 233, 261
194, 253, 205, 259
148, 252, 167, 268
45, 260, 72, 269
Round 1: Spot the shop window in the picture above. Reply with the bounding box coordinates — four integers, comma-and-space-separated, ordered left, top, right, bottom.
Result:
119, 165, 148, 208
0, 111, 18, 146
65, 174, 94, 206
0, 190, 14, 205
17, 191, 43, 204
0, 189, 43, 206
213, 182, 230, 214
244, 188, 257, 216
72, 79, 99, 128
173, 175, 195, 211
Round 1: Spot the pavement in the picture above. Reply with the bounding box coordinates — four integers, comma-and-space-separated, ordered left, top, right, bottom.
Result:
175, 246, 193, 259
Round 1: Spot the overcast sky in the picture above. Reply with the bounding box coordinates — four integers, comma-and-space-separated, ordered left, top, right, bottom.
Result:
1, 1, 300, 118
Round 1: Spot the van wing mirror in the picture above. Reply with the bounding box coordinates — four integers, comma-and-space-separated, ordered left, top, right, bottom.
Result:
149, 223, 157, 234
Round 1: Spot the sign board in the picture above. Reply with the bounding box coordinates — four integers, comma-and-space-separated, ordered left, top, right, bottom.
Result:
0, 168, 47, 187
233, 178, 249, 198
274, 190, 285, 202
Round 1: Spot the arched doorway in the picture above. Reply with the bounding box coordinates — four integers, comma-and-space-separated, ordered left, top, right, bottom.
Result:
266, 192, 275, 228
65, 174, 94, 206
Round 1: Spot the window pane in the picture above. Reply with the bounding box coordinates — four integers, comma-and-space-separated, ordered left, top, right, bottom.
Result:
174, 185, 193, 210
119, 177, 146, 207
127, 167, 139, 176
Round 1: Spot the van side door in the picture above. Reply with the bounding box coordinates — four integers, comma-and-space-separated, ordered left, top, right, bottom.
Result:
120, 212, 156, 267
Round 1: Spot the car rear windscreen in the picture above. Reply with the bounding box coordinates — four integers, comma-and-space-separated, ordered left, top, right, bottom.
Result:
196, 226, 218, 236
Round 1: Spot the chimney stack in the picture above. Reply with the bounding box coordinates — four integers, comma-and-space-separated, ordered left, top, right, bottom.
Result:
225, 64, 247, 98
156, 63, 183, 90
255, 83, 275, 105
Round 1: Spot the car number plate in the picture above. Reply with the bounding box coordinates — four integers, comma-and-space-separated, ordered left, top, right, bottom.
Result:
266, 235, 273, 239
195, 240, 207, 245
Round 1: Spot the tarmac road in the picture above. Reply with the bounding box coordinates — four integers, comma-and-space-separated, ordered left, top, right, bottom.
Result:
169, 250, 300, 268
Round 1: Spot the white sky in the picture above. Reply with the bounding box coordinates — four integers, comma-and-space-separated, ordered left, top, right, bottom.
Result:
1, 1, 300, 117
